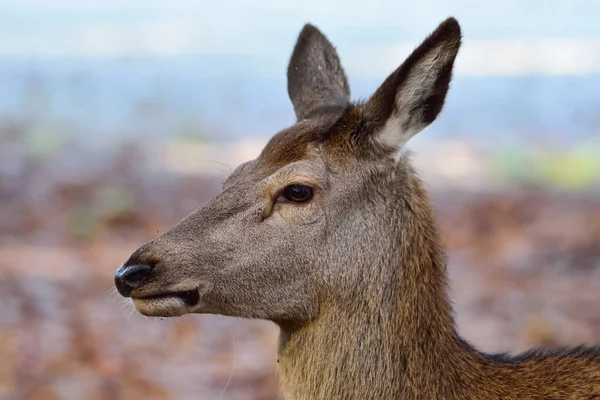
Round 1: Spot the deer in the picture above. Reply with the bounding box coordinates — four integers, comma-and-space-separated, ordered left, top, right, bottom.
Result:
114, 17, 600, 400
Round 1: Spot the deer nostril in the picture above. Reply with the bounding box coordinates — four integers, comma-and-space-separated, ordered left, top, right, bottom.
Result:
114, 264, 154, 297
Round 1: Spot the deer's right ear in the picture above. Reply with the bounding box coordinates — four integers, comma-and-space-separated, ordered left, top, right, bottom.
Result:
360, 17, 461, 155
287, 24, 351, 121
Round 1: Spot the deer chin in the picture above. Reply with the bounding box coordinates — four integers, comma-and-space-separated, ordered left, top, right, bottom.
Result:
131, 289, 200, 317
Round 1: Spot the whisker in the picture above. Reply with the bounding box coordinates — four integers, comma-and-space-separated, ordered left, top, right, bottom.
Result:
107, 287, 121, 301
204, 159, 234, 174
219, 326, 237, 397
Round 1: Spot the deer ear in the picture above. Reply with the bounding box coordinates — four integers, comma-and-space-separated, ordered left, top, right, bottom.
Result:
361, 17, 461, 154
287, 24, 351, 121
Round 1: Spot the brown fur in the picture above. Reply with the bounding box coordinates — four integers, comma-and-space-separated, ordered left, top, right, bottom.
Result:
115, 17, 600, 399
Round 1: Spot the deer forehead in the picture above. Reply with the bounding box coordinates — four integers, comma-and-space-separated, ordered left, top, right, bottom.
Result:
256, 112, 356, 174
257, 120, 323, 171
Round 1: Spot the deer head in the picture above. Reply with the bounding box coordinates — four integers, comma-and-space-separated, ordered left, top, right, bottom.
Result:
115, 17, 461, 329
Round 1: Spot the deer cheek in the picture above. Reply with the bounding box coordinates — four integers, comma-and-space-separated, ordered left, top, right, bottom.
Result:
271, 202, 320, 226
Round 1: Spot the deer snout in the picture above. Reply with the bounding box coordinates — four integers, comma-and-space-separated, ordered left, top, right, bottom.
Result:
114, 262, 155, 297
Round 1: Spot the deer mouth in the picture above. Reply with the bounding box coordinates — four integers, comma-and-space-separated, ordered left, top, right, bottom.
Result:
134, 289, 200, 307
134, 289, 200, 306
129, 289, 202, 317
129, 282, 211, 317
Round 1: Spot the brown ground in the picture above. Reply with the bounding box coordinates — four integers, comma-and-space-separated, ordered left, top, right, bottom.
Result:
1, 144, 599, 400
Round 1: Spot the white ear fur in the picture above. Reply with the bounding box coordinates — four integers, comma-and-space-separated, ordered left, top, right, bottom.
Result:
377, 110, 421, 152
362, 17, 461, 156
375, 44, 456, 154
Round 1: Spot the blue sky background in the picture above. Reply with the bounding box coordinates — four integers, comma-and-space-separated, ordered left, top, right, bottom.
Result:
1, 0, 599, 149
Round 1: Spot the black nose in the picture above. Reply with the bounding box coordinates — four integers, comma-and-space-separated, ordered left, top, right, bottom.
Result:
114, 263, 154, 297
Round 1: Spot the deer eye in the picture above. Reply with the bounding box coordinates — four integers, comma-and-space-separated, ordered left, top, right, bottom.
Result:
280, 184, 313, 203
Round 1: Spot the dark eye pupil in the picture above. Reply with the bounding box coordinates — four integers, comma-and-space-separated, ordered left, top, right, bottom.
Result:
284, 184, 313, 203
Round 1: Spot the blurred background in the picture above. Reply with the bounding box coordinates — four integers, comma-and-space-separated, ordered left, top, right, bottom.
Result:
1, 1, 599, 399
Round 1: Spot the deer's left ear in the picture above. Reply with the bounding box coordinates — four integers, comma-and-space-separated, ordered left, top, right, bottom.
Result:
360, 17, 461, 154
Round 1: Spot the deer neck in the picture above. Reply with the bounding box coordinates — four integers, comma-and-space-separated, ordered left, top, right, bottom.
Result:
277, 176, 479, 400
